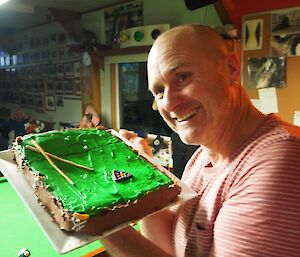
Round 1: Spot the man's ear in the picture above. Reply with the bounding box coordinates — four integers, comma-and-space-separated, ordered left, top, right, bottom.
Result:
227, 52, 241, 85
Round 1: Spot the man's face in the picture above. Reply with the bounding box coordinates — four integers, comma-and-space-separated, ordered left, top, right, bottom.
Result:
148, 35, 233, 147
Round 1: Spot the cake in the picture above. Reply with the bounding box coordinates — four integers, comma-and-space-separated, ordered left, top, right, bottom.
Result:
13, 128, 181, 235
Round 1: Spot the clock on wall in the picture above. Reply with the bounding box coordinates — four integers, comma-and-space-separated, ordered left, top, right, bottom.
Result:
82, 52, 91, 66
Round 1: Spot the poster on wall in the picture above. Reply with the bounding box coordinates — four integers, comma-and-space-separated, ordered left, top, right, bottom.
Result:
104, 1, 143, 45
243, 19, 263, 51
271, 8, 300, 56
247, 56, 286, 89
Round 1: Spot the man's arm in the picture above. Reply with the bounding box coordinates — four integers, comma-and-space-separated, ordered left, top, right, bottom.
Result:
140, 208, 175, 255
101, 218, 173, 257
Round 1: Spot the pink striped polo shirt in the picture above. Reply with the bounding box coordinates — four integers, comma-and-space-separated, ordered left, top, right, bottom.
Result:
173, 114, 300, 257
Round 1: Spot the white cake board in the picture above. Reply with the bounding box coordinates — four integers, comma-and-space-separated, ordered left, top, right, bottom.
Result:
0, 149, 197, 254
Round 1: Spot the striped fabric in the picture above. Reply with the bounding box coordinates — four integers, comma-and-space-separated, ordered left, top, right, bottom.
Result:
173, 114, 300, 257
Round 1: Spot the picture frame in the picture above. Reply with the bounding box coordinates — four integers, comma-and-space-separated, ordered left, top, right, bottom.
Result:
56, 95, 64, 107
27, 95, 35, 109
73, 78, 81, 95
63, 79, 73, 94
113, 15, 129, 41
46, 80, 55, 94
45, 95, 56, 111
64, 63, 73, 77
56, 64, 64, 77
35, 95, 45, 112
20, 96, 27, 106
243, 19, 263, 51
55, 80, 63, 94
37, 80, 45, 93
73, 62, 81, 77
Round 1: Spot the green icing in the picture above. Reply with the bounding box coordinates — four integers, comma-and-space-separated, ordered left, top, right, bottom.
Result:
19, 129, 173, 216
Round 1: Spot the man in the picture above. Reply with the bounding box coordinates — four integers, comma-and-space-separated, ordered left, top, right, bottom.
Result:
102, 25, 300, 256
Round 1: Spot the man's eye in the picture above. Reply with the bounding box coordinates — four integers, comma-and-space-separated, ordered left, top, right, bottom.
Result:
177, 73, 190, 82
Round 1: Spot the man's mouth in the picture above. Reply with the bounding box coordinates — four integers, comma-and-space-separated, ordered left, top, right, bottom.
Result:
170, 106, 200, 122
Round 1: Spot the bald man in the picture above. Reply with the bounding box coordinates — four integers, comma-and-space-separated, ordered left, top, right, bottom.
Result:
101, 25, 300, 257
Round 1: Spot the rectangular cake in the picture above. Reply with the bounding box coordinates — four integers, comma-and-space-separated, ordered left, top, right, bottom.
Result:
13, 128, 181, 235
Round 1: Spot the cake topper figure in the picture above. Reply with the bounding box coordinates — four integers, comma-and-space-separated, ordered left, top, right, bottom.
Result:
113, 170, 132, 182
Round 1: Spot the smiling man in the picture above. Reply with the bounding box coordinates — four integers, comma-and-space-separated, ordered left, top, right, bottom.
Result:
101, 25, 300, 257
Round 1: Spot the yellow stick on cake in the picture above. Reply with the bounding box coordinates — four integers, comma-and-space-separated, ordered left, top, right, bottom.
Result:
31, 139, 75, 185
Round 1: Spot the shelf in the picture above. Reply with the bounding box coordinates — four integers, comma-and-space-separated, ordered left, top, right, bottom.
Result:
97, 45, 151, 57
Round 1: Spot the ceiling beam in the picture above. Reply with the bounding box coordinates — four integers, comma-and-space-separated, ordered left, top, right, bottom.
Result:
214, 0, 232, 26
49, 8, 82, 42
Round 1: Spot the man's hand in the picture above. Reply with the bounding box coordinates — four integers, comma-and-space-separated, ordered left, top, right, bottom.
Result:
119, 129, 153, 157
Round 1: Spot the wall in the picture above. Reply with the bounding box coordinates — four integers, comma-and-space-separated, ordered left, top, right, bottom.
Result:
242, 9, 300, 124
82, 0, 222, 44
81, 0, 222, 127
0, 22, 82, 129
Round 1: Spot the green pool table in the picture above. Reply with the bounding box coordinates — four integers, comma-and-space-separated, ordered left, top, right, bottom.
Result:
0, 177, 105, 257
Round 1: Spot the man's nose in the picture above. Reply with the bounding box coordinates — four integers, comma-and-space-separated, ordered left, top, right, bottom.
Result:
161, 87, 181, 112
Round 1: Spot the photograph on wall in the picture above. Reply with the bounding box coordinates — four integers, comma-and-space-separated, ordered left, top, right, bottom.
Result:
56, 64, 64, 77
46, 80, 55, 94
271, 8, 300, 56
104, 1, 143, 45
64, 63, 73, 77
63, 79, 73, 94
56, 95, 64, 107
73, 62, 81, 77
73, 78, 81, 95
55, 80, 63, 94
27, 95, 35, 109
20, 96, 26, 106
45, 95, 56, 111
243, 19, 263, 50
248, 56, 286, 89
48, 64, 56, 78
35, 95, 45, 112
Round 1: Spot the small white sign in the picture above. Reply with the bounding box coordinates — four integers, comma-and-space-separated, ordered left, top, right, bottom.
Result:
258, 87, 279, 114
293, 111, 300, 127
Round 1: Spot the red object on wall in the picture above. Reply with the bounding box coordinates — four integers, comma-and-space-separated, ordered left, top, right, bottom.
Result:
219, 0, 300, 33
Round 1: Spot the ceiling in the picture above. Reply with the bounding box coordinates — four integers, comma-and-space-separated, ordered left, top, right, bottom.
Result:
1, 0, 300, 35
218, 0, 300, 32
0, 0, 131, 31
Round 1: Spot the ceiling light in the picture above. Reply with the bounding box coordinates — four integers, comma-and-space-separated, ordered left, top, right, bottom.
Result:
0, 0, 9, 6
0, 2, 34, 13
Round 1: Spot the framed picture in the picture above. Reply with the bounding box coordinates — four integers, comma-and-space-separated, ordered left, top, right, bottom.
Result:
13, 94, 20, 104
35, 95, 45, 112
73, 62, 81, 77
243, 19, 263, 51
37, 80, 45, 93
64, 63, 73, 77
56, 64, 64, 77
20, 96, 27, 106
48, 64, 56, 78
27, 95, 35, 109
63, 79, 73, 94
73, 78, 81, 95
247, 56, 286, 89
55, 80, 63, 94
58, 48, 65, 59
56, 95, 64, 107
50, 49, 58, 60
46, 80, 55, 94
114, 15, 129, 36
45, 95, 56, 111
